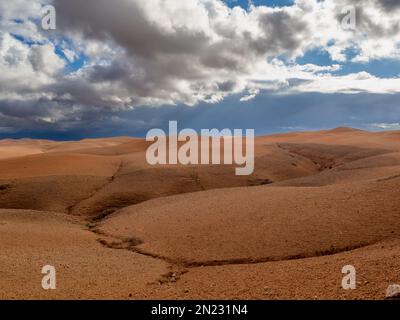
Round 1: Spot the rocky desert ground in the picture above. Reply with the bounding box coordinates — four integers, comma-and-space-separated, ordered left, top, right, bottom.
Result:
0, 127, 399, 299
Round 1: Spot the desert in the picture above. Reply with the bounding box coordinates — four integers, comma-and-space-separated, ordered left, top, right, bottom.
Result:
0, 127, 399, 300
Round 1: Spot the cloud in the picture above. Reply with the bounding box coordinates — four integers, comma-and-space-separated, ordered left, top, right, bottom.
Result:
0, 0, 400, 135
50, 0, 400, 105
290, 71, 400, 94
331, 0, 400, 61
370, 122, 400, 130
374, 0, 400, 12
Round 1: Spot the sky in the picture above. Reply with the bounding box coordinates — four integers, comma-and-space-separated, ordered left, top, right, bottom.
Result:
0, 0, 400, 140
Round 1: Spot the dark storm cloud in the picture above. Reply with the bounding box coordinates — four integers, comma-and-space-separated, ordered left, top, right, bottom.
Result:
55, 0, 210, 58
334, 0, 400, 37
376, 0, 400, 11
2, 92, 400, 139
49, 0, 322, 106
254, 10, 310, 55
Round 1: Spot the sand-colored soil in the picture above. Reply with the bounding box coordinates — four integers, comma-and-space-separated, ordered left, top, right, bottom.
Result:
0, 209, 168, 299
0, 127, 399, 299
98, 178, 400, 265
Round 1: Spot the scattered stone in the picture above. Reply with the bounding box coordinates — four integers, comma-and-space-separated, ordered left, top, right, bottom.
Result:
249, 178, 273, 186
385, 284, 400, 299
86, 222, 96, 229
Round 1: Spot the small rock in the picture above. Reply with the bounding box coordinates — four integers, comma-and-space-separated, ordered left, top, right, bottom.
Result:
385, 284, 400, 299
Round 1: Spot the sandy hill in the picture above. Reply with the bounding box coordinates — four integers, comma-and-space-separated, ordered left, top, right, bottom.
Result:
0, 128, 399, 299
